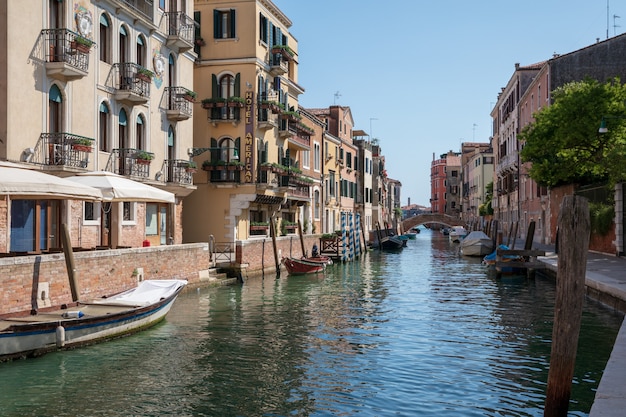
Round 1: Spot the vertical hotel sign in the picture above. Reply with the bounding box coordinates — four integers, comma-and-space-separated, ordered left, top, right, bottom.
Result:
243, 91, 254, 183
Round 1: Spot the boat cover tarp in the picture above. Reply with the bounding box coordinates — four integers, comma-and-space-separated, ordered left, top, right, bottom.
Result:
90, 279, 187, 306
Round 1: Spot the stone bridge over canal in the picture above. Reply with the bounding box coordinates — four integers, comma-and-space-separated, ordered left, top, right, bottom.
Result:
401, 213, 465, 231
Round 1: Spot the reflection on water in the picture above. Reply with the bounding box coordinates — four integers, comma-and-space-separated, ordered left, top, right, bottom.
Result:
0, 228, 622, 416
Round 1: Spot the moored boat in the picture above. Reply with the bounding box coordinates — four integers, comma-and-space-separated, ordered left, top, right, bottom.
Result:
460, 231, 494, 256
449, 226, 468, 243
0, 279, 187, 362
282, 257, 326, 275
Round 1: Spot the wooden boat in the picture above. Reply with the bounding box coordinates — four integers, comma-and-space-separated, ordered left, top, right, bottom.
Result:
304, 255, 333, 265
460, 231, 494, 256
449, 226, 468, 243
0, 279, 187, 362
404, 232, 418, 239
282, 257, 326, 275
378, 235, 405, 250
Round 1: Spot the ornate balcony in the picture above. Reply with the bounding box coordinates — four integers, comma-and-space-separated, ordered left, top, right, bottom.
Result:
106, 148, 154, 179
112, 63, 152, 105
41, 29, 92, 81
164, 87, 194, 121
31, 132, 94, 171
163, 11, 195, 52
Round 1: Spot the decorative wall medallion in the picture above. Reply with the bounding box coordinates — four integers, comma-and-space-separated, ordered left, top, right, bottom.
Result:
153, 54, 165, 77
76, 11, 93, 37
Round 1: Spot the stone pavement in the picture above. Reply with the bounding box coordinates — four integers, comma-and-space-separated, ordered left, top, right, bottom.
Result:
532, 246, 626, 416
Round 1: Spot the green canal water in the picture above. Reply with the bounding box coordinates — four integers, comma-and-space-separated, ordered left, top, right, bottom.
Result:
0, 228, 623, 416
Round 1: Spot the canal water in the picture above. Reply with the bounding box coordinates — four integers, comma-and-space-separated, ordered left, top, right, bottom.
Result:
0, 228, 623, 416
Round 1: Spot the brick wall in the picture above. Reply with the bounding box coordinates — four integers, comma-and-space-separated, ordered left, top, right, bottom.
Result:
0, 243, 210, 316
237, 234, 322, 274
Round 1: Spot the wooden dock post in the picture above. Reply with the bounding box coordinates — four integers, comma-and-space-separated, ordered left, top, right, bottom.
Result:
544, 196, 589, 417
270, 217, 280, 278
61, 223, 80, 302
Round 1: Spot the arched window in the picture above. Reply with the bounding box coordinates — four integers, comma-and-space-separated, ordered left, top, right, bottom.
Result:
219, 74, 235, 99
119, 108, 128, 149
99, 14, 110, 63
49, 84, 62, 133
99, 102, 110, 151
136, 114, 146, 150
136, 35, 146, 67
119, 25, 129, 63
167, 125, 175, 160
168, 54, 175, 87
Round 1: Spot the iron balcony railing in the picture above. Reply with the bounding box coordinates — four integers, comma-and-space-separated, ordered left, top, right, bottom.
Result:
164, 11, 195, 43
112, 62, 152, 98
40, 28, 91, 73
162, 159, 194, 186
33, 132, 94, 168
164, 86, 193, 117
106, 148, 154, 179
120, 0, 153, 21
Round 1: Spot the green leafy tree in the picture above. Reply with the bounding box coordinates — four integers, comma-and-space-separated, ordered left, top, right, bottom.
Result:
479, 182, 494, 216
519, 78, 626, 188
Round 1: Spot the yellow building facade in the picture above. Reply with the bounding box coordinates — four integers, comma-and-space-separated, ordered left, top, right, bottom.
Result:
184, 0, 318, 244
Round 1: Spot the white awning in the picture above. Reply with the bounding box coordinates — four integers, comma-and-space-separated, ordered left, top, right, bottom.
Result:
65, 171, 175, 203
0, 162, 103, 200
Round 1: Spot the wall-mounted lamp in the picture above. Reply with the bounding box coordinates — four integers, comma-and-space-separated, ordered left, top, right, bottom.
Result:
21, 147, 35, 162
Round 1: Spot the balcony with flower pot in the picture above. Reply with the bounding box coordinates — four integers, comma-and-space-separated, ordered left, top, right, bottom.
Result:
164, 11, 195, 52
249, 222, 270, 236
113, 63, 152, 105
202, 160, 243, 183
270, 45, 295, 62
42, 29, 92, 81
165, 86, 194, 121
32, 132, 94, 171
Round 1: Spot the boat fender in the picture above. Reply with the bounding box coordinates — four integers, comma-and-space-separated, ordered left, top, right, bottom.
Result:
56, 325, 66, 347
61, 311, 84, 319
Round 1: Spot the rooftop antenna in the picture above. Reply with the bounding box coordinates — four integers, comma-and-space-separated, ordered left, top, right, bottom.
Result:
614, 14, 621, 36
333, 91, 341, 105
607, 0, 610, 39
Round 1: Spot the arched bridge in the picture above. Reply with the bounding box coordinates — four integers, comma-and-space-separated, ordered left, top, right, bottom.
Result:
401, 213, 465, 231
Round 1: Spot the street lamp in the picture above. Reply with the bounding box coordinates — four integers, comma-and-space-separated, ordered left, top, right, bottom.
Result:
599, 118, 609, 133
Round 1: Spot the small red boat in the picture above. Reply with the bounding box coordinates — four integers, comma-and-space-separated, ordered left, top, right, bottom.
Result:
282, 257, 326, 275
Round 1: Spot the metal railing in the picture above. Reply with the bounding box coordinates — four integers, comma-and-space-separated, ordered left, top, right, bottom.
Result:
162, 159, 194, 186
106, 148, 153, 178
164, 11, 195, 43
120, 0, 154, 20
112, 62, 152, 98
40, 28, 91, 73
164, 86, 193, 117
33, 132, 94, 168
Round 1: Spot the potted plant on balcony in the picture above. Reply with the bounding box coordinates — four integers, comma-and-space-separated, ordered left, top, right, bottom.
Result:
135, 150, 154, 165
227, 96, 246, 108
136, 67, 154, 82
71, 35, 94, 53
227, 160, 244, 170
271, 45, 295, 61
182, 89, 197, 102
183, 160, 197, 173
71, 137, 93, 153
250, 221, 269, 231
201, 97, 227, 109
280, 111, 301, 122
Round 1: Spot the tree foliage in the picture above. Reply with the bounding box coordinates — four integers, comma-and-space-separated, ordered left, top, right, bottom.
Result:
518, 78, 626, 188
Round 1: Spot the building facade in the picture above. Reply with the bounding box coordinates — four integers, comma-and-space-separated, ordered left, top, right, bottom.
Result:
0, 0, 197, 253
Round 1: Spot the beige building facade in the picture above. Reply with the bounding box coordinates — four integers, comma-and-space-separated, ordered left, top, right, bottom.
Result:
1, 0, 196, 253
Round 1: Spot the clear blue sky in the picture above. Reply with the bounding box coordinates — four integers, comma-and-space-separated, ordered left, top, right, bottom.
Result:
271, 0, 622, 207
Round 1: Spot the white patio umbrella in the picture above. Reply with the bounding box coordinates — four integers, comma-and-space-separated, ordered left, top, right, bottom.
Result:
0, 161, 102, 200
65, 171, 175, 203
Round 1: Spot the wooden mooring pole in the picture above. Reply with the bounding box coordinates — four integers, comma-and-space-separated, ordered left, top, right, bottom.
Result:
544, 196, 589, 416
270, 217, 280, 278
61, 223, 80, 302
